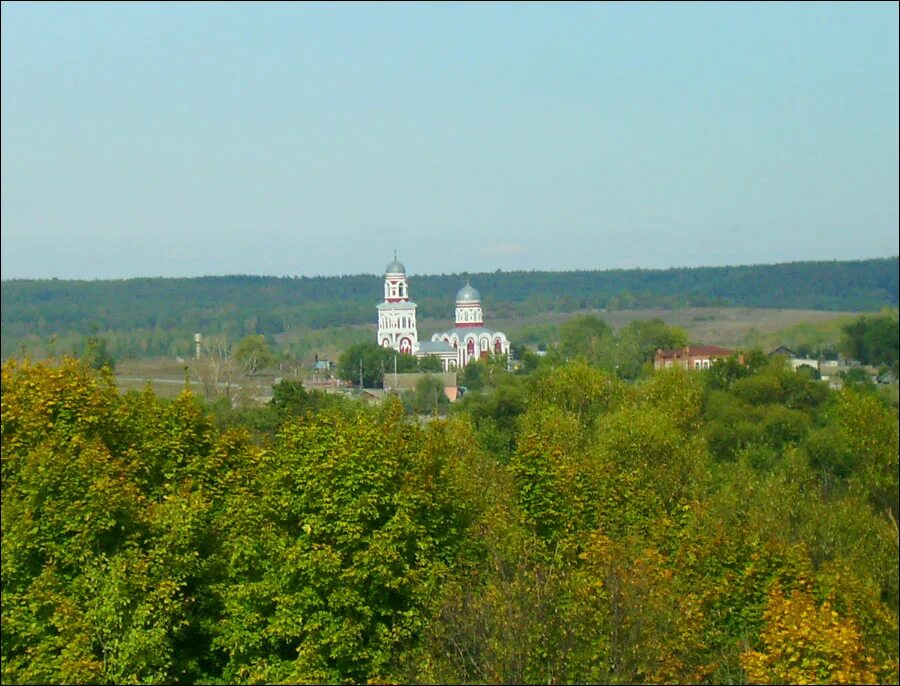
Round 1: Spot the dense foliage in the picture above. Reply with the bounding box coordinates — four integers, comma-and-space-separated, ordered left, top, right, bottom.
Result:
3, 257, 897, 359
2, 352, 898, 684
840, 311, 900, 371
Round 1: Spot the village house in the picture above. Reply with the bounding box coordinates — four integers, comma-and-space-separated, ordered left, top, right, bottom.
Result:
654, 345, 738, 371
768, 346, 821, 373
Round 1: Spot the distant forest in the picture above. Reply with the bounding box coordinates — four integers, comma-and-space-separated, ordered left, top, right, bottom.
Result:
2, 257, 897, 359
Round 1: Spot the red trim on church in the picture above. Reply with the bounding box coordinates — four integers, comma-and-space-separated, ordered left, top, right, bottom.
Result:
455, 322, 482, 328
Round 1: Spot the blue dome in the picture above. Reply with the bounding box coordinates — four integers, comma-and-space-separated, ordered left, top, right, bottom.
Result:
456, 284, 481, 302
385, 259, 406, 274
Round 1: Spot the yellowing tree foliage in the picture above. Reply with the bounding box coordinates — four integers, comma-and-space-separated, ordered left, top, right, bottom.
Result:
742, 585, 879, 685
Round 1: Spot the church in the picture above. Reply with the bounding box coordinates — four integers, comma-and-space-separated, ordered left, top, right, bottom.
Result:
376, 256, 510, 371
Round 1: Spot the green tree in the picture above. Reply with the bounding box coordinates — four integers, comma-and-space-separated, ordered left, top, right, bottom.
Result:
615, 318, 688, 379
831, 389, 899, 518
840, 366, 875, 390
840, 312, 900, 368
1, 357, 230, 684
558, 314, 616, 367
706, 353, 751, 390
337, 342, 391, 387
211, 399, 467, 683
80, 331, 115, 371
459, 359, 487, 391
267, 379, 342, 420
233, 335, 275, 376
4, 352, 900, 685
407, 375, 449, 415
453, 374, 528, 459
417, 355, 443, 373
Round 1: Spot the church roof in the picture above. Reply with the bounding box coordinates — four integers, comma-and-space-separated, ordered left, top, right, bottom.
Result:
385, 259, 406, 274
455, 283, 481, 302
417, 340, 457, 354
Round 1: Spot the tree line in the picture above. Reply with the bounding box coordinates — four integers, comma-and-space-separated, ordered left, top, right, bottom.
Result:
3, 257, 897, 359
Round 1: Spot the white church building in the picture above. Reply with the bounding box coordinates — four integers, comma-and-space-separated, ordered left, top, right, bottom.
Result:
376, 257, 510, 371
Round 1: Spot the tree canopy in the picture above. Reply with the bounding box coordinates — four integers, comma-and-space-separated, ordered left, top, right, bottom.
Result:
2, 353, 898, 684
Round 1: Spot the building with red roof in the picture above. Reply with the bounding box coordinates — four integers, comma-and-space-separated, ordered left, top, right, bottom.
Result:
654, 345, 739, 371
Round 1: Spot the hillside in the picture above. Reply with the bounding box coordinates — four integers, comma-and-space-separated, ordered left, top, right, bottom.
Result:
2, 257, 897, 359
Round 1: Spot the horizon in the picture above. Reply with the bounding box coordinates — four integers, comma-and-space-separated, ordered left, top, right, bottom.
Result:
1, 254, 897, 284
2, 3, 898, 280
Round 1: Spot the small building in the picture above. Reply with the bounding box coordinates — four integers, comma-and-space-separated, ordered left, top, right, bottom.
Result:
816, 359, 873, 388
358, 389, 388, 404
769, 346, 796, 358
876, 370, 898, 385
769, 346, 822, 373
817, 359, 842, 380
789, 358, 820, 373
383, 372, 459, 402
654, 345, 738, 371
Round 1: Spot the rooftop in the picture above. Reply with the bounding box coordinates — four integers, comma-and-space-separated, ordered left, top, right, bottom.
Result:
385, 257, 406, 274
656, 345, 735, 358
418, 340, 457, 354
456, 283, 481, 302
383, 372, 458, 391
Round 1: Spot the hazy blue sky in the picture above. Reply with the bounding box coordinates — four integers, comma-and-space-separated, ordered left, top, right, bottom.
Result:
2, 1, 898, 279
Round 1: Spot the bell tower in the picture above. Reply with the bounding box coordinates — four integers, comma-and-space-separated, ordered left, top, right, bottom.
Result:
376, 252, 418, 354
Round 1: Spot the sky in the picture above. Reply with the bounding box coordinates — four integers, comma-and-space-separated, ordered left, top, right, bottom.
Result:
1, 1, 898, 280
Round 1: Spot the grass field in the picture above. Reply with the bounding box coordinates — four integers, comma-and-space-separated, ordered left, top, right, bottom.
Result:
115, 356, 303, 400
423, 306, 864, 349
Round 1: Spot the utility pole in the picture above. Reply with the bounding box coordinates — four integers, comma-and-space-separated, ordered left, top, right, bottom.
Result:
359, 358, 363, 389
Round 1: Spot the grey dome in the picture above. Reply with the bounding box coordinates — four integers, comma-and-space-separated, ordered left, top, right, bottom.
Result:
385, 259, 406, 274
456, 283, 481, 302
